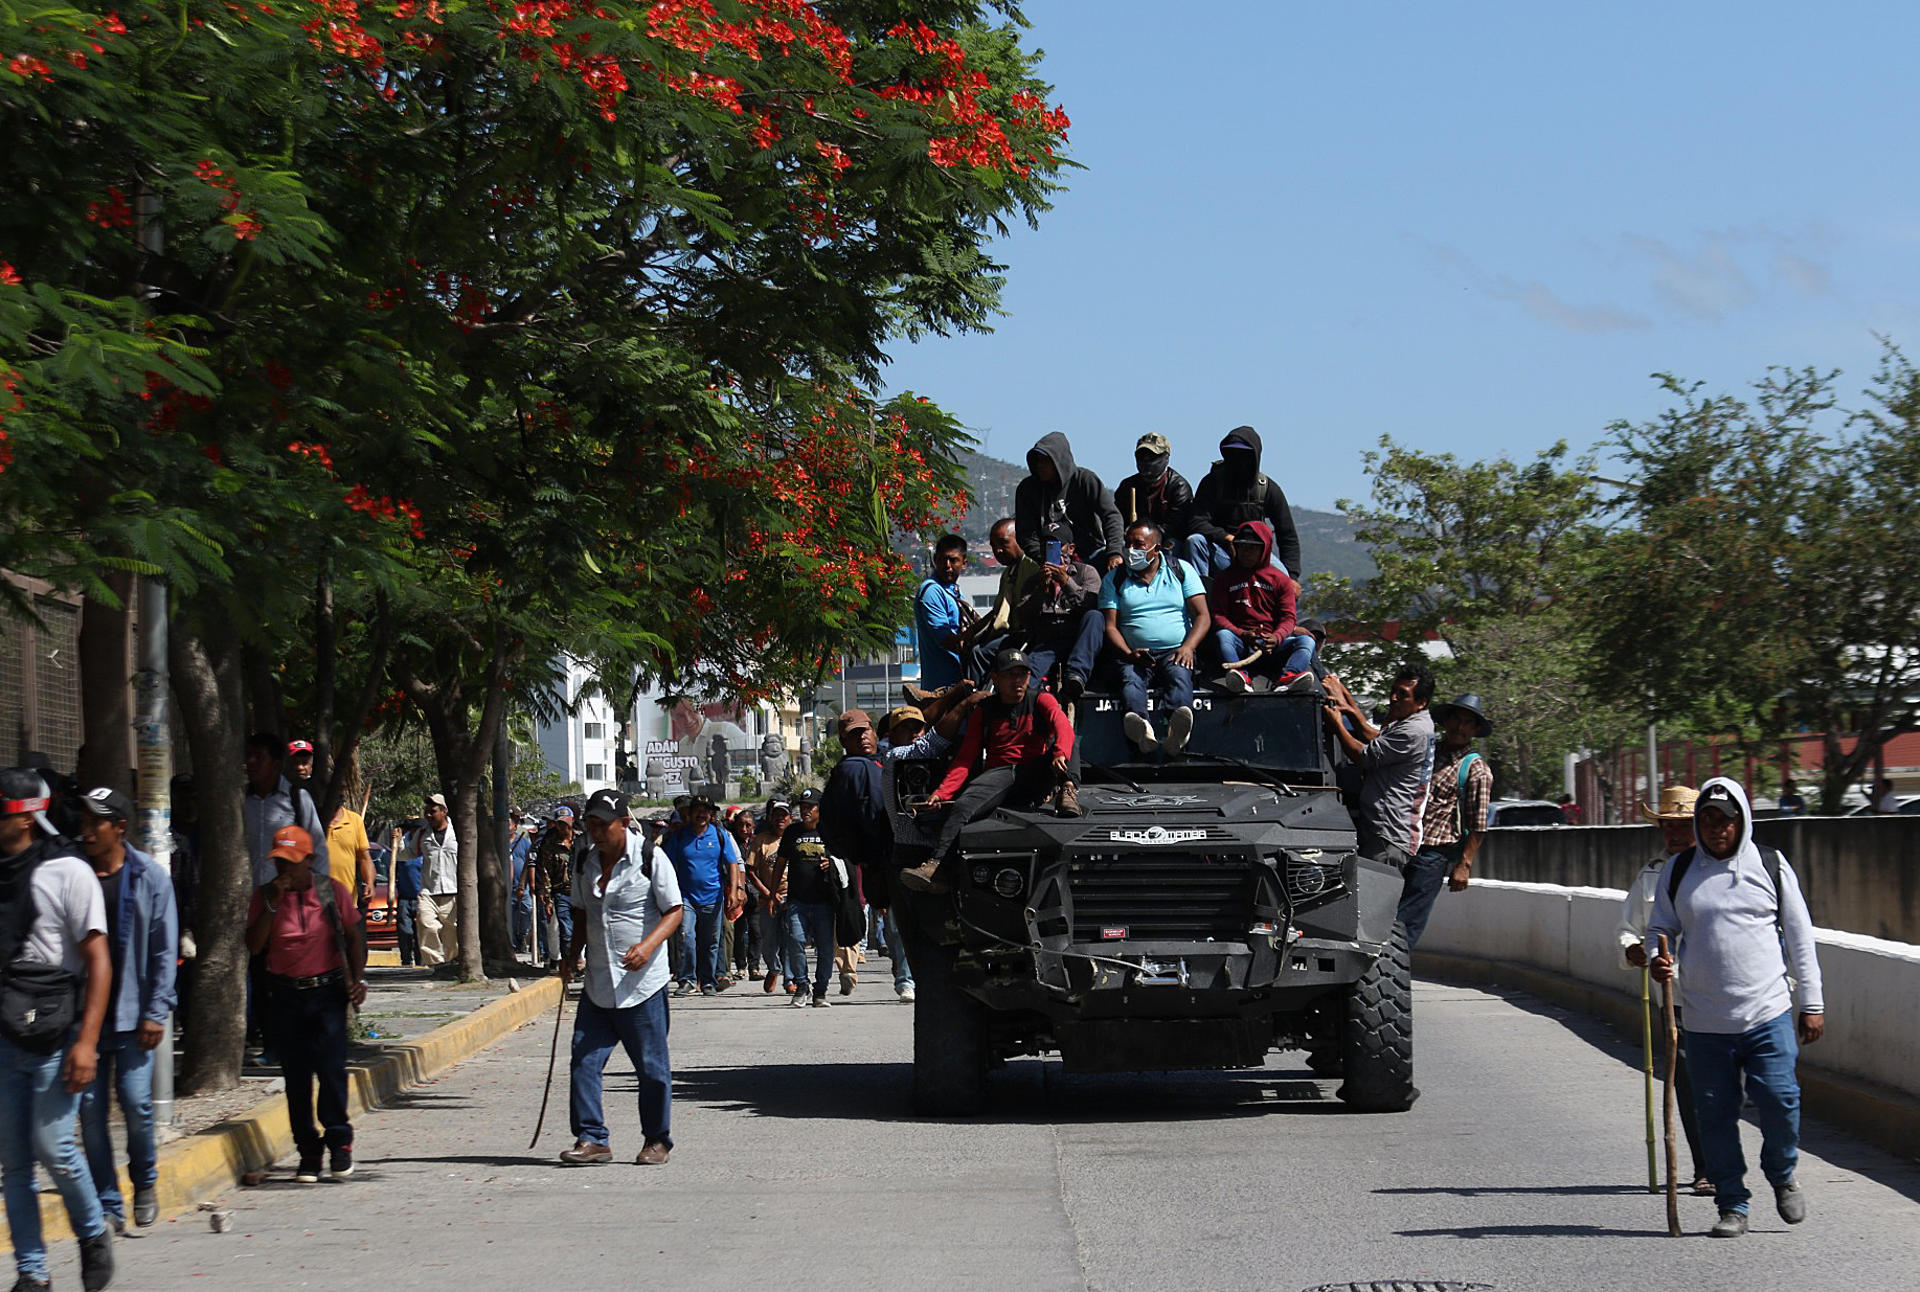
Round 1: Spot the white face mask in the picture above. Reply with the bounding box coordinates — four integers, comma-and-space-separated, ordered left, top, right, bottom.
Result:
1123, 546, 1156, 574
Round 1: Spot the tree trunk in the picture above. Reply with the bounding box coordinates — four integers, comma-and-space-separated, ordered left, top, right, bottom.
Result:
242, 643, 283, 738
77, 574, 134, 792
313, 560, 336, 801
171, 600, 250, 1094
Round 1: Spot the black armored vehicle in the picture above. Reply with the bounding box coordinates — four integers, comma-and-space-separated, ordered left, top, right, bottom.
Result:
896, 688, 1414, 1116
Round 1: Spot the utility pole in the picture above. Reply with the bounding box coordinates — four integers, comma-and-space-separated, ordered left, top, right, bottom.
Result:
132, 577, 175, 1127
1646, 722, 1661, 806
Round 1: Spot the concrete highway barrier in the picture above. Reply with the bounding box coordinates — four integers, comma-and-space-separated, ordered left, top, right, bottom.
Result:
1417, 878, 1920, 1160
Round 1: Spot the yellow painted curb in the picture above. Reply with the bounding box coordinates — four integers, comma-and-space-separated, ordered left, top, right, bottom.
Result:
11, 975, 563, 1252
1415, 951, 1920, 1163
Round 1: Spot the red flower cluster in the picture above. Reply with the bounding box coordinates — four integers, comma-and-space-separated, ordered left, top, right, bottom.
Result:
286, 440, 335, 470
344, 484, 426, 539
86, 186, 134, 230
136, 372, 213, 432
6, 53, 53, 82
0, 262, 20, 286
0, 369, 21, 476
195, 160, 264, 241
299, 0, 385, 70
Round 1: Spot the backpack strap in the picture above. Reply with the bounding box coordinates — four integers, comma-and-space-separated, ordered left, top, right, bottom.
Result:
1452, 751, 1482, 835
1757, 845, 1789, 937
310, 874, 354, 988
1664, 845, 1698, 910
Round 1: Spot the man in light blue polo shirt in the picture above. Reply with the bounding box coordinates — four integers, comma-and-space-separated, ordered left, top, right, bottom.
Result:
1099, 519, 1211, 755
559, 788, 684, 1168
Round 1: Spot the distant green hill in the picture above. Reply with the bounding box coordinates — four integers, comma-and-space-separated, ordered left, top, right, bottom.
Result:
950, 449, 1374, 589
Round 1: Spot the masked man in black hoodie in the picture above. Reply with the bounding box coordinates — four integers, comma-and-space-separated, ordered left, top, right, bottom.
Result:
1183, 426, 1303, 580
1014, 432, 1125, 574
1113, 432, 1195, 554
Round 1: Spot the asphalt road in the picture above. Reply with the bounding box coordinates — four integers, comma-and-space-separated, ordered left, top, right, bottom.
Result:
82, 971, 1920, 1292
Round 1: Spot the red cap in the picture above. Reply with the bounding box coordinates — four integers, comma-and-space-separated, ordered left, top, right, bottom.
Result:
287, 740, 315, 756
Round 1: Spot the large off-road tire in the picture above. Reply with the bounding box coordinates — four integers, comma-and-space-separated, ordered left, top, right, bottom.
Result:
909, 933, 989, 1117
1336, 921, 1415, 1112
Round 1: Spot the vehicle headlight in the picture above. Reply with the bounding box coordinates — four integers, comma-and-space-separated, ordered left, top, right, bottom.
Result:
971, 864, 993, 889
1282, 849, 1345, 901
993, 867, 1025, 899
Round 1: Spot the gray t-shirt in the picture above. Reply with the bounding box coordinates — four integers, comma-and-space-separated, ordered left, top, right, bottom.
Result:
1358, 709, 1436, 856
20, 851, 109, 976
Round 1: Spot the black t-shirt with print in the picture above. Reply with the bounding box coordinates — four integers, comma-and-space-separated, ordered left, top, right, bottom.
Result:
779, 824, 835, 906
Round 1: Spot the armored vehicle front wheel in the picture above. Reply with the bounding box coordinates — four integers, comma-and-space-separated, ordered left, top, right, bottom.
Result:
910, 934, 989, 1116
1336, 921, 1416, 1112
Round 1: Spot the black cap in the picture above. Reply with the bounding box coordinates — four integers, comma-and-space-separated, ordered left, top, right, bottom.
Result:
81, 787, 133, 822
795, 787, 823, 806
1696, 784, 1741, 816
1297, 617, 1327, 639
991, 647, 1031, 674
691, 794, 718, 812
582, 788, 629, 823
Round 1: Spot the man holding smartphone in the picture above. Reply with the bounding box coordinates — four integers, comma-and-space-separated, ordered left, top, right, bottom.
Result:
1015, 539, 1104, 706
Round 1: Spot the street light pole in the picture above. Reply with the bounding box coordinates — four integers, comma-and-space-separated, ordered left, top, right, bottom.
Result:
132, 577, 176, 1126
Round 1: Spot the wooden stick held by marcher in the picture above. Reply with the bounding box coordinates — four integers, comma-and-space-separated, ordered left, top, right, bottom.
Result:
1658, 933, 1680, 1236
1642, 965, 1658, 1193
1219, 648, 1266, 671
527, 978, 567, 1150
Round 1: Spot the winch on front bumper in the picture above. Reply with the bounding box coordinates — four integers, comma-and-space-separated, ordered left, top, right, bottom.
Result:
947, 841, 1381, 1027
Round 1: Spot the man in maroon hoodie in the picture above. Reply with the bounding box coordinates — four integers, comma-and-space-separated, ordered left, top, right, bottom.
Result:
1208, 521, 1317, 692
900, 649, 1084, 894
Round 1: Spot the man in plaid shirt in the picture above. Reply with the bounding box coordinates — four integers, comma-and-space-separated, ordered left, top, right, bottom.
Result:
1403, 694, 1494, 946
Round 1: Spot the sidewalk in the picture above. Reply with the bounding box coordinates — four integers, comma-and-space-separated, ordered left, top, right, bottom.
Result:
8, 965, 563, 1253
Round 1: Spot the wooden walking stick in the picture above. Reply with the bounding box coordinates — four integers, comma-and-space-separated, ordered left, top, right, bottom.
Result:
1658, 934, 1681, 1236
1642, 964, 1659, 1193
527, 978, 568, 1150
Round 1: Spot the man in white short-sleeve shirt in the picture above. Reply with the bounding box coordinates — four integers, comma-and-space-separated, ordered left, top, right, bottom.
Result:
0, 768, 115, 1290
559, 789, 684, 1168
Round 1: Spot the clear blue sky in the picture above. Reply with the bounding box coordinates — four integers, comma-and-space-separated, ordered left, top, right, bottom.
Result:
882, 3, 1920, 511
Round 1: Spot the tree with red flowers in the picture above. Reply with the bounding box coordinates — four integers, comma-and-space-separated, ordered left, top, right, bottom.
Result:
2, 0, 1071, 1087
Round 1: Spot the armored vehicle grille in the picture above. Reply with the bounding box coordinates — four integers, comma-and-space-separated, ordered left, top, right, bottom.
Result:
1066, 852, 1256, 944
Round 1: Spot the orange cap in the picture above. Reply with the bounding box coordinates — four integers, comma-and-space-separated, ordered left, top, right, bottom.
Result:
269, 824, 315, 863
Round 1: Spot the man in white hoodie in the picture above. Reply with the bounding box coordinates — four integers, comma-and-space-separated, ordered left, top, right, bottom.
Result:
1647, 778, 1823, 1239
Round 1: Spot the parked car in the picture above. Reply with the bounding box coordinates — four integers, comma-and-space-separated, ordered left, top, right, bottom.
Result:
1487, 798, 1569, 828
364, 845, 397, 950
1847, 796, 1920, 817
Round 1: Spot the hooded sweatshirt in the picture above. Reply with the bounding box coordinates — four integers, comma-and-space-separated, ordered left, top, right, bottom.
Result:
1190, 426, 1303, 578
1207, 520, 1297, 640
1014, 432, 1125, 565
1114, 460, 1195, 547
1644, 777, 1823, 1034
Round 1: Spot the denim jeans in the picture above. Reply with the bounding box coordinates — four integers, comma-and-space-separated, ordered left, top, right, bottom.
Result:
1397, 843, 1458, 948
396, 896, 420, 966
676, 902, 723, 988
569, 989, 672, 1150
1212, 628, 1315, 678
535, 897, 573, 962
786, 901, 836, 998
1025, 608, 1106, 690
885, 905, 914, 990
1684, 1009, 1802, 1214
0, 1033, 106, 1278
79, 1029, 157, 1221
757, 907, 793, 980
1119, 649, 1194, 720
1181, 534, 1289, 579
512, 892, 533, 951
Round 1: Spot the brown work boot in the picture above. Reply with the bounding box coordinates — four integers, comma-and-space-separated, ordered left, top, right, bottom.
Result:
559, 1141, 612, 1166
635, 1139, 671, 1166
898, 856, 951, 894
1053, 781, 1085, 818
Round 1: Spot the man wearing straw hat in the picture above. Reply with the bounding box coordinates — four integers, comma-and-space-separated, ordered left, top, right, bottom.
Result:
1400, 693, 1494, 948
1617, 785, 1709, 1196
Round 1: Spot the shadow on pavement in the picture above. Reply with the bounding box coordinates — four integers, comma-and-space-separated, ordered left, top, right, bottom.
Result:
671, 1060, 1345, 1125
1395, 1223, 1675, 1239
1428, 977, 1920, 1209
1375, 1184, 1649, 1197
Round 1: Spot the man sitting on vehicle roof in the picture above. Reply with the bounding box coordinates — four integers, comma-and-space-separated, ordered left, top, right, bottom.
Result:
901, 649, 1083, 895
1099, 519, 1210, 756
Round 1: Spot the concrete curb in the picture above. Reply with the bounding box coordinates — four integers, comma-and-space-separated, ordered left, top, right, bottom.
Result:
14, 975, 563, 1251
1415, 950, 1920, 1163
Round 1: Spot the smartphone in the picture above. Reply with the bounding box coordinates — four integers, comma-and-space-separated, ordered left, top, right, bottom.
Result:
1045, 540, 1063, 566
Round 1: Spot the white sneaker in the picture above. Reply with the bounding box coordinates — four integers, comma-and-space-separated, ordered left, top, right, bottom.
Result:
1124, 711, 1159, 753
1165, 705, 1194, 754
897, 985, 916, 1003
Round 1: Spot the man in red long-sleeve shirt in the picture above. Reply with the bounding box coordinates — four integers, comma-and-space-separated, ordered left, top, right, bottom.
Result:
900, 649, 1085, 894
